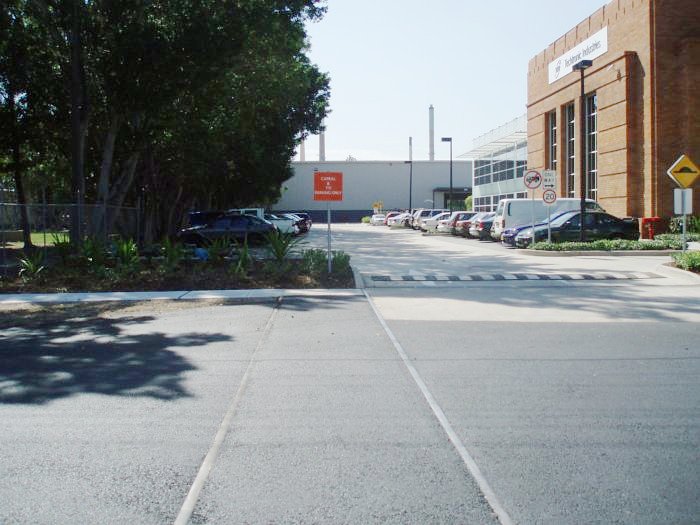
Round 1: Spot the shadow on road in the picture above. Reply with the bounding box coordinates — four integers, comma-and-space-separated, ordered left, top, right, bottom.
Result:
0, 302, 233, 405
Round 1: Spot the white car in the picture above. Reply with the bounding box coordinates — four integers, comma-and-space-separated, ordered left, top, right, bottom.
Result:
264, 213, 299, 235
370, 213, 386, 225
421, 211, 452, 232
388, 212, 411, 227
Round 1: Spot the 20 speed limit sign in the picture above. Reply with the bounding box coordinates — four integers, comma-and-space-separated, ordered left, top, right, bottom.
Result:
542, 189, 557, 205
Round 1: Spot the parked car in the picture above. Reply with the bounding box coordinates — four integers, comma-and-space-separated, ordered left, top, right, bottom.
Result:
413, 208, 448, 230
178, 213, 276, 246
370, 213, 387, 225
458, 212, 490, 238
383, 211, 402, 225
501, 210, 574, 247
491, 197, 603, 241
515, 211, 640, 248
187, 210, 224, 227
281, 213, 310, 233
468, 212, 496, 240
422, 211, 452, 232
264, 213, 299, 235
293, 212, 312, 231
443, 211, 477, 235
387, 212, 412, 227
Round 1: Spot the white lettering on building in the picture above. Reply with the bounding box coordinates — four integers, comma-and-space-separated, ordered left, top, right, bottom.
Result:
548, 27, 608, 84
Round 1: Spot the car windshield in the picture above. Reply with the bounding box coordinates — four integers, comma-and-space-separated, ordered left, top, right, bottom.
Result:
549, 211, 578, 227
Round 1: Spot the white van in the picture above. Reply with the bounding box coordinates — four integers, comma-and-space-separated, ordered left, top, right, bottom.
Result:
491, 198, 603, 240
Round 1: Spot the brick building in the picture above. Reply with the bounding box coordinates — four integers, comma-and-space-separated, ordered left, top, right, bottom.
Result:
527, 0, 700, 222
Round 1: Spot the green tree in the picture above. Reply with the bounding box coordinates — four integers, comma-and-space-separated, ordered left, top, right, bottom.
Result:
464, 195, 473, 211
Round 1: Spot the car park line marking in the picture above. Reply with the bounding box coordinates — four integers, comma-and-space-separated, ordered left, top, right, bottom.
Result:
362, 290, 515, 525
173, 297, 282, 525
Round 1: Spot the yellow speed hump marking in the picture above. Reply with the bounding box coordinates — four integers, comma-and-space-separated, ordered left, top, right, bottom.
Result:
667, 154, 700, 188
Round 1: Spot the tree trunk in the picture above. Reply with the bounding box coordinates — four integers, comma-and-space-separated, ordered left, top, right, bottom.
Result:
92, 116, 121, 238
107, 152, 140, 236
69, 0, 88, 245
8, 88, 34, 251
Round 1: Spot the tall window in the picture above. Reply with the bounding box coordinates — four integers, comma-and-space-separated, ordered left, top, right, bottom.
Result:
586, 93, 598, 201
547, 111, 557, 172
565, 103, 575, 197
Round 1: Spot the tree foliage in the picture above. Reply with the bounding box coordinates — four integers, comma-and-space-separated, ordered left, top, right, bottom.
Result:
0, 0, 329, 242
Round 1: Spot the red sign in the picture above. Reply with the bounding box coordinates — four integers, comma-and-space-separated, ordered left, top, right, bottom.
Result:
314, 171, 343, 201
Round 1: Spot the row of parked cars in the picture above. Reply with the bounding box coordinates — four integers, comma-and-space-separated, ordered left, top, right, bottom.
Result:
370, 198, 640, 247
178, 209, 312, 246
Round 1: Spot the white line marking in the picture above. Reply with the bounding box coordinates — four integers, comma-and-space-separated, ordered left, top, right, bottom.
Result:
173, 297, 282, 525
362, 290, 514, 525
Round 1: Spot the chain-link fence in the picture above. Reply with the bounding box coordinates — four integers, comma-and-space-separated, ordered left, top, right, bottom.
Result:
1, 203, 139, 273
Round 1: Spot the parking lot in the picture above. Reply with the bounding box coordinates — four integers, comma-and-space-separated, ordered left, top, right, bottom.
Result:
2, 223, 699, 524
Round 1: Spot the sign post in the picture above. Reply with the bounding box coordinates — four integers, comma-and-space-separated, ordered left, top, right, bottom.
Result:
667, 155, 698, 253
542, 170, 557, 243
313, 171, 343, 272
524, 169, 542, 245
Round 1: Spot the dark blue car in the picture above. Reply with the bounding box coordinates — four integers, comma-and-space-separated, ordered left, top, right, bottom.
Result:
501, 210, 572, 247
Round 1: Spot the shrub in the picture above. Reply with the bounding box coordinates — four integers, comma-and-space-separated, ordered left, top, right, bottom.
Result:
265, 229, 304, 263
230, 237, 252, 277
532, 238, 682, 251
361, 216, 370, 224
80, 237, 109, 273
301, 248, 327, 276
672, 251, 700, 272
655, 233, 700, 243
160, 238, 185, 273
207, 237, 232, 264
113, 238, 140, 275
669, 215, 700, 234
50, 232, 73, 264
18, 250, 46, 283
331, 251, 351, 274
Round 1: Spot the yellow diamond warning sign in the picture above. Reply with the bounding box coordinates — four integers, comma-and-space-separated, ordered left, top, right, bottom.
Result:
667, 154, 700, 188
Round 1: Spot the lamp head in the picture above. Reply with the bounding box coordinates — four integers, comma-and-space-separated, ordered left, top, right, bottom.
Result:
572, 59, 593, 71
441, 137, 452, 142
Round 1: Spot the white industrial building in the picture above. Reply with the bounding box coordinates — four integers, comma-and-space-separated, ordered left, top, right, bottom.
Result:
273, 160, 473, 222
459, 115, 528, 212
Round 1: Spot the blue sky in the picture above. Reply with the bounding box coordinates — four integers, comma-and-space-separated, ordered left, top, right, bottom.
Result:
300, 0, 609, 161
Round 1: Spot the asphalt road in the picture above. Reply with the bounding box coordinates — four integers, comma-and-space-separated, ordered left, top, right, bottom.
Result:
1, 224, 699, 524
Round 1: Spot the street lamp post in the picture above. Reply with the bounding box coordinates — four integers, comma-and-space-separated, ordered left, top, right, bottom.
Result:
441, 137, 453, 212
573, 59, 592, 242
404, 160, 413, 210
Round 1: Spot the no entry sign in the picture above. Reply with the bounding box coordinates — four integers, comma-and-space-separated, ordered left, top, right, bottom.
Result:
314, 171, 343, 201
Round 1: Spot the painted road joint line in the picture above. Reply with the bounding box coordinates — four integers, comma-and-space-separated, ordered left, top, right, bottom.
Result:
173, 297, 282, 525
362, 290, 514, 525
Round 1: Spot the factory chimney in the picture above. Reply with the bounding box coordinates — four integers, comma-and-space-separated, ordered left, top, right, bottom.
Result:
429, 105, 435, 161
319, 123, 326, 161
299, 140, 306, 162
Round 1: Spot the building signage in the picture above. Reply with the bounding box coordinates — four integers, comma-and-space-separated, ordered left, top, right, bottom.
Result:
313, 171, 343, 201
548, 27, 608, 84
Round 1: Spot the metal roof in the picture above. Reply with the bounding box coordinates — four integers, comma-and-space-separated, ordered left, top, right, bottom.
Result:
458, 115, 527, 159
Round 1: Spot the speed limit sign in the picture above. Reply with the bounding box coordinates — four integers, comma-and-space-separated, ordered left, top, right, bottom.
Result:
543, 189, 557, 205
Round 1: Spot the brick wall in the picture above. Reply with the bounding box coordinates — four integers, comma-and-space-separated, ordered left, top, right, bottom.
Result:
527, 0, 699, 221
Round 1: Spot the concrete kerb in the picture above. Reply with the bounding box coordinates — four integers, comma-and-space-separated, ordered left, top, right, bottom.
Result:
520, 249, 681, 257
654, 262, 700, 282
0, 288, 364, 305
